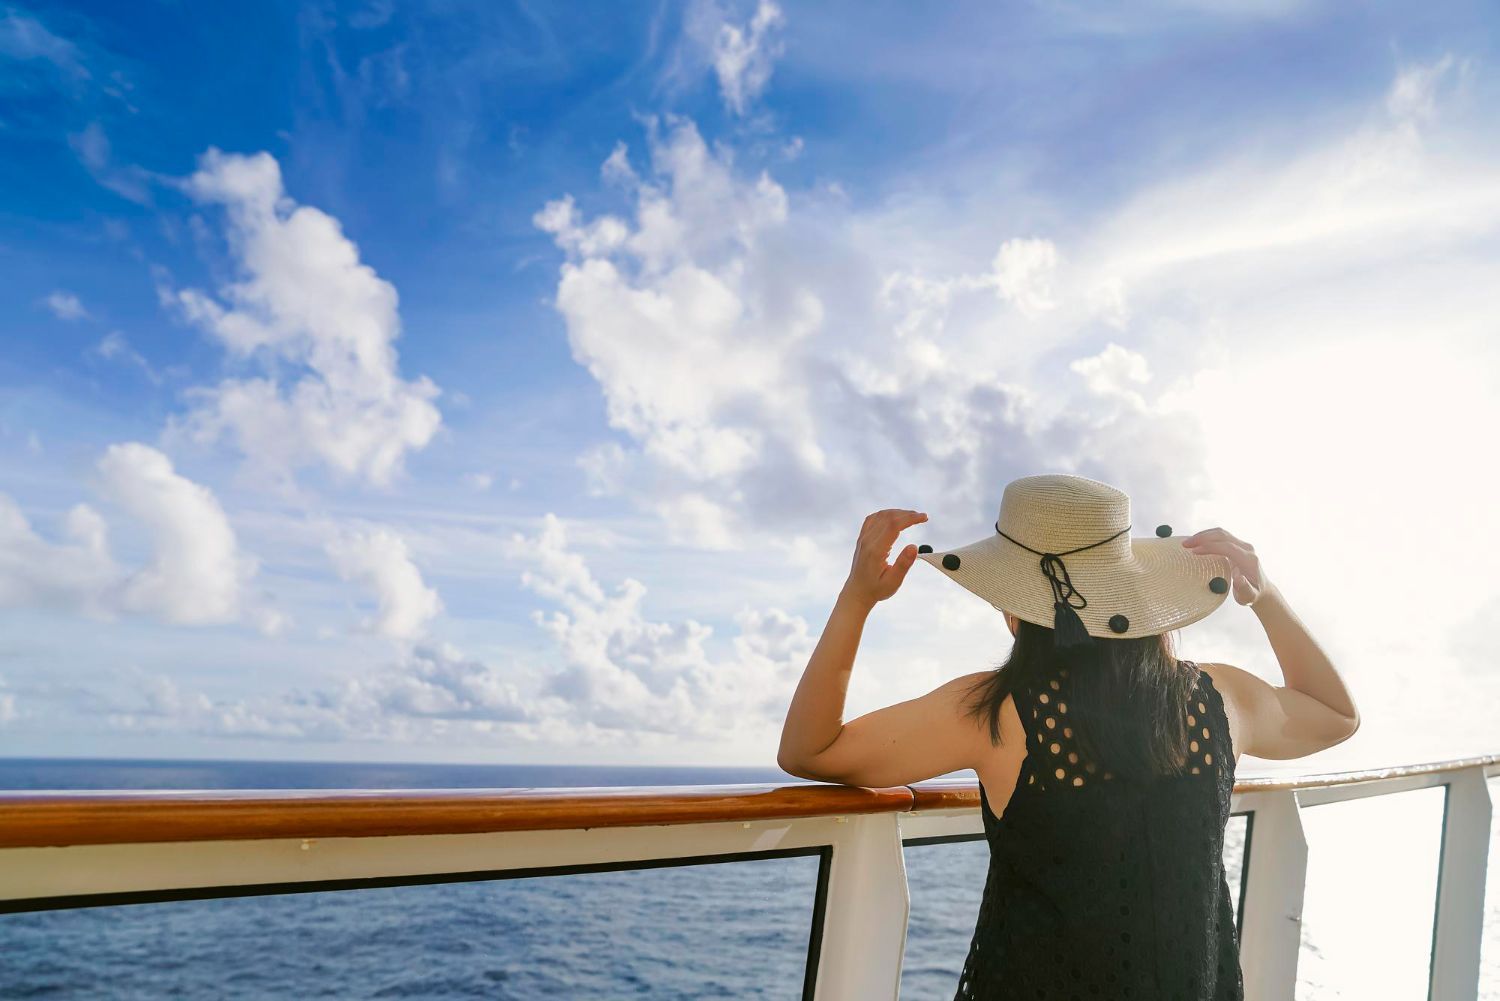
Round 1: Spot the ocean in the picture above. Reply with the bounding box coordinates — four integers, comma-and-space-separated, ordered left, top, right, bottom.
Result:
0, 759, 1495, 1000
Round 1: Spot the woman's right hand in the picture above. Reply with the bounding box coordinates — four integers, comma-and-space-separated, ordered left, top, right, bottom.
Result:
1181, 528, 1274, 607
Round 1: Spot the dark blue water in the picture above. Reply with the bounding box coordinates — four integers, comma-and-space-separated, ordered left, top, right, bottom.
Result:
0, 759, 989, 1000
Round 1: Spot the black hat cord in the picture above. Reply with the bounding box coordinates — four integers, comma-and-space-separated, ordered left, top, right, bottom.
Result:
995, 522, 1131, 650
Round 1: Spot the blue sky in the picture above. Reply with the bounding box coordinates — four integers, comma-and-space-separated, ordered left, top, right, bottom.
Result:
2, 0, 1498, 766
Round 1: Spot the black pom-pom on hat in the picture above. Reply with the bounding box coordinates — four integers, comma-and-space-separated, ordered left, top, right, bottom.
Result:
1156, 524, 1172, 538
1109, 614, 1130, 633
917, 544, 933, 554
1209, 576, 1229, 594
942, 554, 961, 571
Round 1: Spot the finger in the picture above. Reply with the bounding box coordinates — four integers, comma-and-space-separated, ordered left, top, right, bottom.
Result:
1182, 537, 1255, 564
1231, 566, 1259, 604
873, 509, 929, 547
1182, 527, 1254, 552
878, 509, 928, 530
886, 543, 920, 590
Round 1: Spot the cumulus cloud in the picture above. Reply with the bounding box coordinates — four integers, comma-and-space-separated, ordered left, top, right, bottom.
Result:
0, 498, 116, 615
164, 148, 441, 488
710, 0, 785, 116
991, 237, 1060, 315
95, 513, 810, 748
325, 524, 443, 640
105, 643, 534, 743
361, 643, 531, 723
510, 513, 814, 736
0, 444, 269, 629
533, 113, 1203, 554
98, 443, 255, 624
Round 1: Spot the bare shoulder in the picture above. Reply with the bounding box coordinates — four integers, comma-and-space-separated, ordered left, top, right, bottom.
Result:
944, 670, 1025, 751
936, 670, 997, 725
1194, 661, 1263, 716
1196, 661, 1254, 699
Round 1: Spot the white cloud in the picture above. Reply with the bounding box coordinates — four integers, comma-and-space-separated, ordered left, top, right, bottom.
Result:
0, 498, 116, 615
1069, 342, 1151, 409
44, 290, 88, 321
164, 148, 442, 488
710, 0, 785, 116
0, 444, 270, 630
104, 643, 536, 744
358, 643, 531, 723
1385, 54, 1464, 123
533, 112, 1204, 555
509, 513, 813, 737
0, 10, 86, 79
991, 237, 1060, 315
325, 524, 442, 640
91, 332, 161, 384
69, 123, 153, 205
97, 443, 253, 625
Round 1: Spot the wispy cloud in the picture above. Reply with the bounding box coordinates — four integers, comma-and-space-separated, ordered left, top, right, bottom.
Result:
0, 8, 87, 80
709, 0, 785, 116
42, 290, 87, 321
69, 123, 154, 205
91, 332, 162, 385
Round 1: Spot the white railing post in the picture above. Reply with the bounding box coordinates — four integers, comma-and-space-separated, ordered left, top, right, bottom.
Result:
1239, 790, 1309, 1001
813, 812, 910, 1001
1428, 766, 1493, 1001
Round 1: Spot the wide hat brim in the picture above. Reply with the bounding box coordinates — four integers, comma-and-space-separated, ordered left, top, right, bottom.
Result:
918, 532, 1233, 639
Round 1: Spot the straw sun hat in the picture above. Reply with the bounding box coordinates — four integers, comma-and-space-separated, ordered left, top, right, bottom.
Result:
916, 473, 1235, 645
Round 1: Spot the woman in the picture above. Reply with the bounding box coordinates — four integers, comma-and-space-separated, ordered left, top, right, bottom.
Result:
777, 473, 1360, 1001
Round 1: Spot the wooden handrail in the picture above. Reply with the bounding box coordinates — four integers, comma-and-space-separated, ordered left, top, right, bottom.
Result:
1, 752, 1495, 849
0, 782, 914, 849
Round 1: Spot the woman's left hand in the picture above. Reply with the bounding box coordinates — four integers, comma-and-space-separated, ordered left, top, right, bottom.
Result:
841, 508, 929, 609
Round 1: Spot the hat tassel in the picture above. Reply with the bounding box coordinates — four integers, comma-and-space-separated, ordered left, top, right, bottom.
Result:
1052, 599, 1093, 650
1039, 553, 1095, 650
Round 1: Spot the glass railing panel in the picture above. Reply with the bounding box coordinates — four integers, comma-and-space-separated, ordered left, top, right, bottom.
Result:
0, 853, 823, 1000
1294, 785, 1445, 1000
1225, 811, 1249, 938
900, 835, 989, 998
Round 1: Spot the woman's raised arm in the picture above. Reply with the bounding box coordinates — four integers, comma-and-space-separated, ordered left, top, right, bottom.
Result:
778, 508, 984, 786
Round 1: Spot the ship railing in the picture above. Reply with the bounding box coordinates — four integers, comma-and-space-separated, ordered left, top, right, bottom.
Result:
0, 752, 1494, 1001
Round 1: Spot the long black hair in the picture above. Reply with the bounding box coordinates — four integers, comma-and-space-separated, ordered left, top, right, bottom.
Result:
961, 617, 1202, 781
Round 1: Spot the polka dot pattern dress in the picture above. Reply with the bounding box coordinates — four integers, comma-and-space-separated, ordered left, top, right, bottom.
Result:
951, 660, 1245, 1001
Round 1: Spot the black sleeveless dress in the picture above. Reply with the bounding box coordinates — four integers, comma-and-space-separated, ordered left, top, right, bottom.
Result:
952, 659, 1245, 1001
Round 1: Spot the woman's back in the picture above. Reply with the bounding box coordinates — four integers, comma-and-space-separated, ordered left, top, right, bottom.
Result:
957, 658, 1244, 1001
